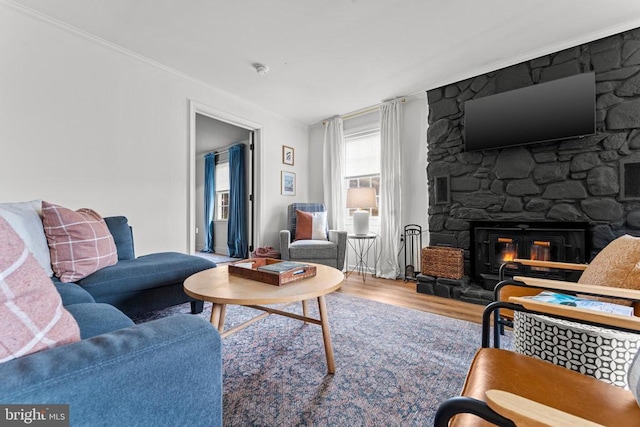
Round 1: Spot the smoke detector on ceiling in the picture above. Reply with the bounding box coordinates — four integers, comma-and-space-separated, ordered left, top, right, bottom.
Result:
253, 63, 269, 76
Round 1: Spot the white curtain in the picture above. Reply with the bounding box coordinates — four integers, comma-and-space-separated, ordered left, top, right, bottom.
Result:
323, 117, 346, 231
377, 100, 403, 279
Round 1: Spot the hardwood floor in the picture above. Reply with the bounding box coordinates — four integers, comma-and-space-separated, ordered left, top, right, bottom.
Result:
338, 272, 486, 324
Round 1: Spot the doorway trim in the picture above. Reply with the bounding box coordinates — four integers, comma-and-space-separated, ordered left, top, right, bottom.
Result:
188, 100, 262, 254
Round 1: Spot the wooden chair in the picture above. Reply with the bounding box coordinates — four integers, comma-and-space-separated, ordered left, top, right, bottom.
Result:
434, 280, 640, 427
493, 234, 640, 347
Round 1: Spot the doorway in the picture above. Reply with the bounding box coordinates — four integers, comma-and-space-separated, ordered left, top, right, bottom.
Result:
188, 101, 261, 257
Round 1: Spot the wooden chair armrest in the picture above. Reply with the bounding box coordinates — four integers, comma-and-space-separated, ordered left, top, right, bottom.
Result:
512, 258, 588, 271
513, 276, 640, 301
509, 296, 640, 332
485, 390, 604, 427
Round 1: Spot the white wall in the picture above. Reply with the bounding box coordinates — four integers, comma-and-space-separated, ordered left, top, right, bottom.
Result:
308, 96, 430, 274
0, 4, 308, 255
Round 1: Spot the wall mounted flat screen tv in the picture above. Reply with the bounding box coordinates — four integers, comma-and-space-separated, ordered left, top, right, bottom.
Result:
464, 72, 595, 152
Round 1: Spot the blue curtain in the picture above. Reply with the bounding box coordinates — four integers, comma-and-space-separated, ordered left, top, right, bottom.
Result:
227, 144, 248, 258
202, 153, 216, 253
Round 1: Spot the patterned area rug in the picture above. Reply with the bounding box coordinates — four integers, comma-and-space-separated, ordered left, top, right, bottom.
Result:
133, 293, 511, 426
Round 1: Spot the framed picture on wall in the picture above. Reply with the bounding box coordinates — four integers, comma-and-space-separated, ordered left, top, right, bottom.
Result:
281, 171, 296, 196
282, 145, 294, 165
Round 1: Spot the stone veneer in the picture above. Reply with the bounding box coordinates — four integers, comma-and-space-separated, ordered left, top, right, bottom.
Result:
424, 27, 640, 301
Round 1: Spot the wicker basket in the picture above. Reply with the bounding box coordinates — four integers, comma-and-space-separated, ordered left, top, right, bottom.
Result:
421, 246, 464, 279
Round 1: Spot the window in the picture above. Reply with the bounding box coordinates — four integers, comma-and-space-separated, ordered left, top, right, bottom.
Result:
344, 130, 380, 217
215, 163, 230, 220
216, 191, 229, 220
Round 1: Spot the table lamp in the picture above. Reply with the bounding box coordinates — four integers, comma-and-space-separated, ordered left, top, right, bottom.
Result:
347, 187, 377, 235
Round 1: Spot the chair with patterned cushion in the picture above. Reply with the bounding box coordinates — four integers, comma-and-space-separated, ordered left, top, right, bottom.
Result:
434, 282, 640, 427
279, 203, 346, 270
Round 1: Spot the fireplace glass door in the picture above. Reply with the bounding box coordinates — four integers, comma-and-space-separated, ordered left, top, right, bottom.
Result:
489, 236, 519, 272
487, 233, 566, 278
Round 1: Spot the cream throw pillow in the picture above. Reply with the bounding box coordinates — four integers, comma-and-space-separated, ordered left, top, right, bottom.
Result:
0, 200, 54, 277
579, 234, 640, 290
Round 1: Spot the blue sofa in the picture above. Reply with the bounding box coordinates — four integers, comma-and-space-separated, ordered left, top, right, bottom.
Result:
0, 280, 223, 426
65, 216, 217, 317
0, 205, 223, 425
0, 202, 215, 317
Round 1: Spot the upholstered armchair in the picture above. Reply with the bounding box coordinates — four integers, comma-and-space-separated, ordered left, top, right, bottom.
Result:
434, 281, 640, 426
279, 203, 347, 270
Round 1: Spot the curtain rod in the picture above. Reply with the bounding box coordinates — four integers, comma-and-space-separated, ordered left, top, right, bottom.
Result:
203, 142, 245, 156
322, 98, 406, 125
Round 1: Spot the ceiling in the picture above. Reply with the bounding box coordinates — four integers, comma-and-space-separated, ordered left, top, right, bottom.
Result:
9, 0, 640, 125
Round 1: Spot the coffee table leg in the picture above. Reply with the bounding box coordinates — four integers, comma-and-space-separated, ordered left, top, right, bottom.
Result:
302, 300, 308, 324
317, 295, 335, 374
218, 304, 227, 332
210, 303, 226, 333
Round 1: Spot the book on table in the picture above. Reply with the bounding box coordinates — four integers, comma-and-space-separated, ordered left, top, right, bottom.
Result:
257, 261, 309, 275
525, 291, 634, 316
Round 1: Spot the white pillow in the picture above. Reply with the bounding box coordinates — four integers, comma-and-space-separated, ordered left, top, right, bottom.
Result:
0, 200, 54, 277
310, 211, 328, 240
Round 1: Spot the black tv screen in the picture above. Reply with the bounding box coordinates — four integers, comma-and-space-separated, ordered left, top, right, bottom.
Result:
464, 72, 595, 152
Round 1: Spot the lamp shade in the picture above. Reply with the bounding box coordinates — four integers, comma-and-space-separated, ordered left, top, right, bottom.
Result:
346, 187, 377, 209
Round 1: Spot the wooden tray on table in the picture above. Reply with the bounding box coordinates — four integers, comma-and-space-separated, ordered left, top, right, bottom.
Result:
228, 258, 316, 286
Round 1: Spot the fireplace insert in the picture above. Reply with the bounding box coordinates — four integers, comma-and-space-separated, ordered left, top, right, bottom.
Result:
471, 221, 588, 291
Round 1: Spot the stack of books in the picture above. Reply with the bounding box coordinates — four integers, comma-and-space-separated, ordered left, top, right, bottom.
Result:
257, 261, 309, 275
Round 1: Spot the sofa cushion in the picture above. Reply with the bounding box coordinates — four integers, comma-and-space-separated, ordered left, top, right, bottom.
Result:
0, 216, 80, 363
77, 252, 216, 299
42, 201, 118, 282
295, 210, 328, 241
65, 303, 134, 339
289, 240, 337, 259
104, 216, 135, 261
51, 278, 96, 306
0, 200, 53, 276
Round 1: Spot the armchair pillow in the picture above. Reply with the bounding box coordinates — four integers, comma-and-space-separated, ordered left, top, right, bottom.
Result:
294, 210, 328, 241
42, 201, 118, 282
0, 216, 80, 363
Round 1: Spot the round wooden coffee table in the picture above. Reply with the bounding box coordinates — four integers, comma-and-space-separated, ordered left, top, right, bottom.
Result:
184, 263, 344, 374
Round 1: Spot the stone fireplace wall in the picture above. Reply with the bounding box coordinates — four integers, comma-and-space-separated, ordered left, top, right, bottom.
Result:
426, 27, 640, 276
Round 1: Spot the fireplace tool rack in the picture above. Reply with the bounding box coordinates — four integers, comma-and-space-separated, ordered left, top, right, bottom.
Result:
403, 224, 422, 282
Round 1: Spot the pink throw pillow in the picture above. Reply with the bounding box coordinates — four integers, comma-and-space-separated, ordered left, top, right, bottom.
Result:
0, 216, 80, 363
42, 201, 118, 282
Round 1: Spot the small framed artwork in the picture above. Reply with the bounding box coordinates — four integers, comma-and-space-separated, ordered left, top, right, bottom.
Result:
282, 145, 294, 165
281, 171, 296, 196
